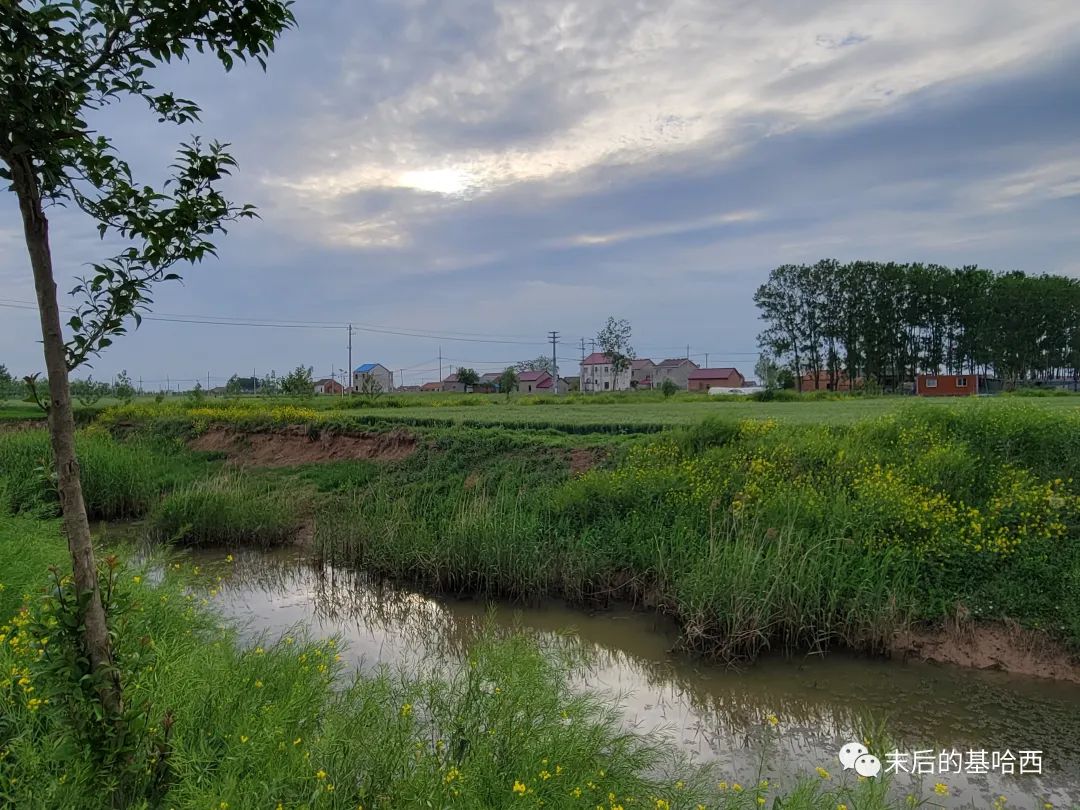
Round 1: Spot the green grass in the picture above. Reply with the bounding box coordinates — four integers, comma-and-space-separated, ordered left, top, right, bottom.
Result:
148, 474, 307, 547
98, 391, 1080, 437
312, 401, 1080, 657
0, 515, 916, 810
0, 427, 210, 519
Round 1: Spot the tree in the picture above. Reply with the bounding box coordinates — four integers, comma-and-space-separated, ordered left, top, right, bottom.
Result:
259, 370, 282, 395
356, 372, 383, 402
755, 353, 780, 389
1, 0, 294, 721
456, 367, 480, 389
113, 369, 135, 403
596, 317, 635, 389
0, 364, 15, 399
225, 374, 243, 395
281, 365, 314, 396
515, 356, 554, 375
660, 378, 678, 398
498, 367, 518, 400
71, 375, 110, 407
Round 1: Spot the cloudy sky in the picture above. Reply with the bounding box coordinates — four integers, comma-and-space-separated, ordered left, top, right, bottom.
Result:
3, 0, 1079, 388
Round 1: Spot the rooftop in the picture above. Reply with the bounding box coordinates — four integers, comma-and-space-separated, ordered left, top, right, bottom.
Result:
688, 367, 740, 380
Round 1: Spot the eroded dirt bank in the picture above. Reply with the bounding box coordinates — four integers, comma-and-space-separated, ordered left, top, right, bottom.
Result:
893, 621, 1080, 683
189, 426, 419, 466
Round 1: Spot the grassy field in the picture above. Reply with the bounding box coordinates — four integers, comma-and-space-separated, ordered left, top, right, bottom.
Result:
90, 390, 1080, 439
1, 395, 1077, 806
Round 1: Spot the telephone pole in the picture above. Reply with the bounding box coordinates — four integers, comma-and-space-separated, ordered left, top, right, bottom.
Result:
347, 324, 354, 393
549, 331, 560, 395
438, 346, 443, 383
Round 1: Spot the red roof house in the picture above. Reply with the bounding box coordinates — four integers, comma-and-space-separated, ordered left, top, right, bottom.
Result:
687, 367, 745, 391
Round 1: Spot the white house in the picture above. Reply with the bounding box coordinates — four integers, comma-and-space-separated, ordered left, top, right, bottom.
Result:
580, 352, 632, 392
353, 363, 394, 393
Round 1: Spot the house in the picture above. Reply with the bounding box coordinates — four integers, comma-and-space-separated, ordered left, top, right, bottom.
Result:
313, 378, 344, 395
580, 352, 632, 392
798, 372, 860, 392
353, 363, 393, 393
654, 358, 700, 390
397, 385, 422, 393
441, 373, 468, 393
916, 373, 983, 396
516, 370, 568, 394
687, 367, 745, 391
631, 359, 657, 389
419, 381, 442, 392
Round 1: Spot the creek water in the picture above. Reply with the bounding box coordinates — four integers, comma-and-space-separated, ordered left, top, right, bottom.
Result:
172, 544, 1080, 807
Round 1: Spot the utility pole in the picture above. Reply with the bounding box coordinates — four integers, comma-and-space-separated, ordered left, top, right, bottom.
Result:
347, 324, 354, 394
207, 371, 210, 389
705, 353, 709, 367
549, 331, 560, 395
438, 346, 443, 382
166, 374, 170, 394
138, 376, 143, 394
686, 344, 690, 360
253, 367, 257, 396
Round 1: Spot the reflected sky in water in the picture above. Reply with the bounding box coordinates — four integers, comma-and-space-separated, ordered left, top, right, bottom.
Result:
181, 545, 1080, 807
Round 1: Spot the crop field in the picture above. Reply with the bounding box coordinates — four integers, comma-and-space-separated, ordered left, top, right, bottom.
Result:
85, 391, 1080, 437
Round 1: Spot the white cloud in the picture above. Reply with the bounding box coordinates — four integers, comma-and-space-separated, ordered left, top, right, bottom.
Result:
271, 0, 1080, 227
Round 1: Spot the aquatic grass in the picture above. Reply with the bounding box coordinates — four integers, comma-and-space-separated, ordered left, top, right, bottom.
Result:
313, 404, 1080, 654
0, 516, 719, 809
148, 474, 305, 547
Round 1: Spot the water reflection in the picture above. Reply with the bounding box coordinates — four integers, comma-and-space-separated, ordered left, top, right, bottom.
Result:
183, 546, 1080, 807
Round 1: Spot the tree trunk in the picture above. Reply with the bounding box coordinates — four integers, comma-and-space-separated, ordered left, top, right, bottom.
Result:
10, 156, 122, 716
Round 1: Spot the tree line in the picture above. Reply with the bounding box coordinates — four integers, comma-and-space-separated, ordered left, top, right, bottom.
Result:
755, 260, 1080, 390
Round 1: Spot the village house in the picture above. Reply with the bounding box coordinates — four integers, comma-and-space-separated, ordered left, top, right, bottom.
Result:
916, 373, 983, 396
353, 363, 393, 393
516, 370, 568, 394
630, 359, 657, 389
687, 367, 745, 391
798, 371, 861, 392
313, 377, 344, 395
419, 381, 442, 392
440, 373, 467, 393
654, 358, 700, 390
579, 352, 632, 392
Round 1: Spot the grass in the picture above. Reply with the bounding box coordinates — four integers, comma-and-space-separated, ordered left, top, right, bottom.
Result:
148, 474, 307, 547
97, 391, 1080, 437
0, 426, 208, 519
0, 515, 916, 810
313, 401, 1080, 658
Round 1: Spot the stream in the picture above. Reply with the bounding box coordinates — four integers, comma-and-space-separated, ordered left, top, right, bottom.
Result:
170, 544, 1080, 807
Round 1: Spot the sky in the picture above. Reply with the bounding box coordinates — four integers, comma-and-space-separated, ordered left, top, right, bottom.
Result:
2, 0, 1079, 389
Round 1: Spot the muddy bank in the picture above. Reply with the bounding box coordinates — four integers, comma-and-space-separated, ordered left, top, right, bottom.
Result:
894, 620, 1080, 683
189, 426, 419, 466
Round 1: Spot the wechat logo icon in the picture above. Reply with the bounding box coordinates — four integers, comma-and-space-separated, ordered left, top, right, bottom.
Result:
839, 742, 882, 778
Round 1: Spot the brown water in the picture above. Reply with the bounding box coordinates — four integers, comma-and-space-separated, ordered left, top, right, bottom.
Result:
177, 545, 1080, 807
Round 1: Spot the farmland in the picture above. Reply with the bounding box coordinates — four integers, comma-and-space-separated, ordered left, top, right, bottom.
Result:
2, 394, 1080, 807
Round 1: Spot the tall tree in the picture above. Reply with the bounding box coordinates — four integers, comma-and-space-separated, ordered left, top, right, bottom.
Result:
1, 0, 295, 715
455, 367, 480, 388
754, 265, 805, 390
515, 356, 554, 375
596, 316, 635, 388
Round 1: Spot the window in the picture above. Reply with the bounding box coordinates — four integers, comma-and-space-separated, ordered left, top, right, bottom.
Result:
925, 377, 938, 388
957, 377, 968, 387
604, 381, 610, 390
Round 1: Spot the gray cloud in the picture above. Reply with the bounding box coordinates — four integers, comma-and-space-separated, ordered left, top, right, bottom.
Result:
2, 0, 1078, 384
